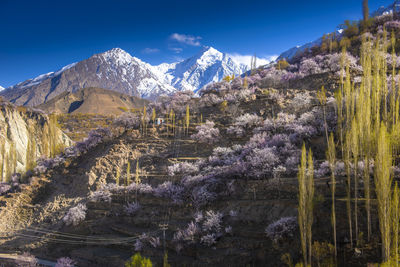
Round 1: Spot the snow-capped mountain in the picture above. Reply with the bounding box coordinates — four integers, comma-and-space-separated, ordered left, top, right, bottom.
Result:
0, 86, 4, 92
155, 46, 248, 92
1, 47, 248, 106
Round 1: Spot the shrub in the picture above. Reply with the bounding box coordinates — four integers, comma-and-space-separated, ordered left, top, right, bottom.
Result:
299, 58, 321, 75
124, 202, 141, 215
114, 112, 141, 130
126, 183, 154, 194
227, 113, 261, 137
89, 190, 112, 203
55, 257, 75, 267
200, 233, 217, 246
125, 253, 153, 267
265, 216, 297, 242
191, 121, 220, 144
154, 181, 184, 204
0, 183, 11, 195
173, 221, 199, 243
190, 185, 217, 208
63, 204, 87, 226
202, 210, 223, 232
168, 162, 199, 176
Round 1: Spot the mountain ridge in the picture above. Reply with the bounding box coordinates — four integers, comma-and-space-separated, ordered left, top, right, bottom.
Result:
0, 47, 250, 106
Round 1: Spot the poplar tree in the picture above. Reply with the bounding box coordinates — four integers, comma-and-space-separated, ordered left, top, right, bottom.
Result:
185, 105, 190, 135
391, 183, 400, 266
351, 118, 360, 243
135, 160, 141, 201
142, 107, 147, 136
298, 144, 314, 267
0, 141, 4, 182
327, 133, 337, 258
243, 76, 248, 89
363, 0, 369, 25
126, 161, 131, 186
375, 124, 392, 261
317, 86, 329, 145
152, 108, 156, 128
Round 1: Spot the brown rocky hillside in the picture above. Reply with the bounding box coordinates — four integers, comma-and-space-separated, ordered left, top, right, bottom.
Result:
37, 87, 148, 115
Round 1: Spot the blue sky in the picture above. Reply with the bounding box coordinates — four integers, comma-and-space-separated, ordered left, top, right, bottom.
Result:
0, 0, 394, 88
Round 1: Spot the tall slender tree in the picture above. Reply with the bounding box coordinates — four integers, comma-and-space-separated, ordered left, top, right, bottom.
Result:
363, 0, 369, 24
298, 144, 314, 266
327, 133, 337, 258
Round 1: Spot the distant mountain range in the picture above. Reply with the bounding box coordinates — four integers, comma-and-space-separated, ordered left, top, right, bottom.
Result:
0, 47, 249, 106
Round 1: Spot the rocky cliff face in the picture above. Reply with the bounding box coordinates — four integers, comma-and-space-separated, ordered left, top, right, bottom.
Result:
0, 101, 72, 180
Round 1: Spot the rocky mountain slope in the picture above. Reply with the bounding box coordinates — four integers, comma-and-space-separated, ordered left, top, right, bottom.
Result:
37, 87, 148, 115
0, 47, 248, 106
0, 49, 175, 107
0, 100, 72, 178
0, 83, 377, 266
278, 1, 399, 61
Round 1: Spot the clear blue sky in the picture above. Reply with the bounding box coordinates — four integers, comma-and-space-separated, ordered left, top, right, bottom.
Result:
0, 0, 393, 88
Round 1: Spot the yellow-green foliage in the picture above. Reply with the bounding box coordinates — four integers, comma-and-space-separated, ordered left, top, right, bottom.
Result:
125, 253, 152, 267
312, 241, 335, 267
126, 161, 131, 186
185, 105, 190, 135
243, 76, 248, 89
326, 133, 337, 257
119, 106, 129, 112
219, 100, 228, 113
49, 114, 64, 157
0, 141, 4, 182
333, 30, 400, 261
375, 124, 392, 261
223, 74, 235, 83
25, 124, 37, 172
297, 144, 314, 266
281, 253, 293, 267
277, 59, 289, 70
152, 108, 156, 126
135, 160, 141, 185
391, 183, 400, 266
163, 253, 171, 267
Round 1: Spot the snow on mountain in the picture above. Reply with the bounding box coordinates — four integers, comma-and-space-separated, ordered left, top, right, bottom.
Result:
155, 46, 248, 92
278, 1, 400, 62
278, 36, 326, 61
1, 47, 250, 105
371, 0, 400, 17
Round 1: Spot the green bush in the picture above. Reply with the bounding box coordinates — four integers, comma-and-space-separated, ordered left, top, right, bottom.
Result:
125, 253, 152, 267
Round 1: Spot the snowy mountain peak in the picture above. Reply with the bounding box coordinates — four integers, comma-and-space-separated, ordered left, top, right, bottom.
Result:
0, 86, 4, 92
1, 46, 250, 106
155, 46, 248, 92
99, 48, 134, 66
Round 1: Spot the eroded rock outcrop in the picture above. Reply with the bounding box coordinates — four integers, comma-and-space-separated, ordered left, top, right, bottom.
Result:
0, 101, 72, 180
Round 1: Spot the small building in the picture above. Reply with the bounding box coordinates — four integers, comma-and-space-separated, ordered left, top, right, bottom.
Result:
155, 118, 165, 125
